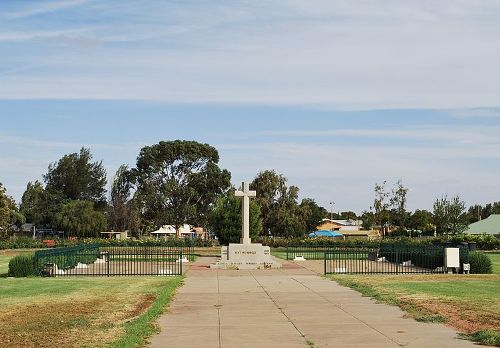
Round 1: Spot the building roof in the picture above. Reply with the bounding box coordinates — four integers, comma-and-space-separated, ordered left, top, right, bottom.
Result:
309, 230, 343, 238
464, 214, 500, 235
150, 224, 193, 234
321, 219, 362, 226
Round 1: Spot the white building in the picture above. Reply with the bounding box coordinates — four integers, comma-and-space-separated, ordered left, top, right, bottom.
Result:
150, 224, 194, 238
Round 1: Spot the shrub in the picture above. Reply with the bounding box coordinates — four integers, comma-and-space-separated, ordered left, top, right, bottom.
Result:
468, 252, 493, 274
8, 254, 36, 277
0, 237, 45, 250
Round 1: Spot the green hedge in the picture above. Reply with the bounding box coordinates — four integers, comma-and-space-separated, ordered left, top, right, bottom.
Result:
0, 237, 45, 250
0, 236, 213, 250
257, 235, 500, 250
8, 254, 36, 277
468, 252, 493, 274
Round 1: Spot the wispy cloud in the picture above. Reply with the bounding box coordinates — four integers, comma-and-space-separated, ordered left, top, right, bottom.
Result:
5, 0, 92, 19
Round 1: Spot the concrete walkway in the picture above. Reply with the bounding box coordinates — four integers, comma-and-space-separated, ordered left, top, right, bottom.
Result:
149, 257, 477, 348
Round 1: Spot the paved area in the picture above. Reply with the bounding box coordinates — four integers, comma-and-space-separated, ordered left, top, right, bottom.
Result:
149, 257, 477, 348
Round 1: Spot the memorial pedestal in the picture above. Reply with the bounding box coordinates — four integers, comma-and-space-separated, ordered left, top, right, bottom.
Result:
210, 243, 282, 270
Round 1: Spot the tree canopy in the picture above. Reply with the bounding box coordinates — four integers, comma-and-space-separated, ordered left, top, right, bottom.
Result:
209, 189, 262, 245
44, 147, 107, 207
433, 195, 468, 235
131, 140, 231, 236
0, 183, 24, 237
53, 200, 106, 237
250, 170, 324, 237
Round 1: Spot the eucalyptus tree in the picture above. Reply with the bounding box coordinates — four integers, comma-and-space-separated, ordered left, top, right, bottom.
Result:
131, 140, 231, 237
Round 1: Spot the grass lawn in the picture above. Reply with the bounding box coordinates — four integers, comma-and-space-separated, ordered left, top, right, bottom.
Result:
488, 252, 500, 274
332, 272, 500, 346
271, 248, 287, 260
0, 275, 182, 348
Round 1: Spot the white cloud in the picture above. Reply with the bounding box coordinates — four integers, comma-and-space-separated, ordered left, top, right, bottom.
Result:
0, 1, 499, 109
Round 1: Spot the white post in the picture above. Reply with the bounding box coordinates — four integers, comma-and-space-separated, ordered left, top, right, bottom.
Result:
235, 182, 256, 245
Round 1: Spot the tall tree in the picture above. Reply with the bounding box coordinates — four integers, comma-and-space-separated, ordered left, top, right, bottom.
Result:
0, 183, 25, 237
373, 181, 390, 236
300, 198, 328, 232
361, 210, 375, 230
209, 189, 262, 244
390, 179, 409, 230
44, 147, 107, 207
407, 209, 434, 233
251, 170, 308, 237
131, 140, 231, 237
108, 165, 133, 231
20, 181, 49, 227
433, 195, 468, 235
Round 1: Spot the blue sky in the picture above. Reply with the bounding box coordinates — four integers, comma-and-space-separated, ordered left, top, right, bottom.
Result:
1, 1, 500, 212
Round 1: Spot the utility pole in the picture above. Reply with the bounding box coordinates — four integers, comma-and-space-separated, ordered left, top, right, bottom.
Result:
329, 202, 335, 221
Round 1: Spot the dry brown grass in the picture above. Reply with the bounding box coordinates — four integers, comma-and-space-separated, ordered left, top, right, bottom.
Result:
0, 277, 179, 348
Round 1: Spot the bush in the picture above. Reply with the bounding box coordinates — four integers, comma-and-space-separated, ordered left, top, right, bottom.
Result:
8, 254, 36, 277
468, 252, 493, 274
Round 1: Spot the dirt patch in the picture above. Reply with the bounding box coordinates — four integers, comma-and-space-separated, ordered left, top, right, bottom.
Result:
399, 296, 500, 334
120, 294, 157, 320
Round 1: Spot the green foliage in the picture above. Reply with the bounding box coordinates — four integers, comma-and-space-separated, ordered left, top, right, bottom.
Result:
361, 210, 375, 230
300, 198, 328, 232
251, 170, 319, 237
53, 200, 107, 237
108, 165, 133, 231
407, 209, 434, 233
465, 329, 500, 346
8, 254, 36, 277
132, 140, 231, 235
0, 237, 45, 249
44, 147, 107, 207
20, 180, 49, 227
0, 183, 25, 237
468, 252, 493, 274
258, 234, 500, 250
209, 191, 262, 244
433, 195, 468, 235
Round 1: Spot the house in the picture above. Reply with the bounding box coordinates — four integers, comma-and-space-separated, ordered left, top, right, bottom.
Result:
150, 224, 194, 239
316, 219, 362, 232
464, 215, 500, 235
192, 227, 210, 240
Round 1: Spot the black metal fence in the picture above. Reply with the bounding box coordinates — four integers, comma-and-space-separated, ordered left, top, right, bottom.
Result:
286, 246, 330, 260
34, 244, 187, 276
324, 247, 468, 275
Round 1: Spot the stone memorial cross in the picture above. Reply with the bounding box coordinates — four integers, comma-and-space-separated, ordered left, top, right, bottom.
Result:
235, 182, 256, 245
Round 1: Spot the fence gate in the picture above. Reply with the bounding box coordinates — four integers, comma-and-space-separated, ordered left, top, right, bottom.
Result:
34, 245, 189, 276
324, 247, 458, 275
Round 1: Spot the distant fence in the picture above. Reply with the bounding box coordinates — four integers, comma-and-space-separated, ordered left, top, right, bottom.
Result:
34, 245, 188, 277
324, 246, 469, 275
286, 246, 331, 260
284, 245, 469, 274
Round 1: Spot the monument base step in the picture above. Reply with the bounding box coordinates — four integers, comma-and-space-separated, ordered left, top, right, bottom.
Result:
210, 243, 282, 270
